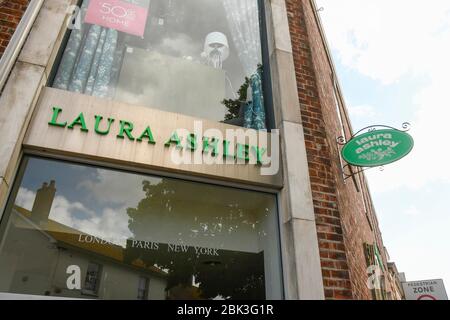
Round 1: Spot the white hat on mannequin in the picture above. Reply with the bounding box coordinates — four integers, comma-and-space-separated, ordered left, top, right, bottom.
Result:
203, 32, 230, 69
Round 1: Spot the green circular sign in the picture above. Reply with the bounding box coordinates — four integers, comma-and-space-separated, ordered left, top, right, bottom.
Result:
341, 129, 414, 167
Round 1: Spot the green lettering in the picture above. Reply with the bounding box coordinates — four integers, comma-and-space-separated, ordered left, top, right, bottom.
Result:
251, 146, 267, 165
186, 133, 197, 151
94, 115, 114, 135
236, 144, 250, 162
202, 137, 219, 157
68, 113, 88, 132
117, 120, 135, 141
48, 107, 67, 128
137, 126, 156, 144
223, 140, 234, 159
165, 131, 182, 149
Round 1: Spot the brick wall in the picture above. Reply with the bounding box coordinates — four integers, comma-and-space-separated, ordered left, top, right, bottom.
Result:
286, 0, 391, 300
0, 0, 30, 58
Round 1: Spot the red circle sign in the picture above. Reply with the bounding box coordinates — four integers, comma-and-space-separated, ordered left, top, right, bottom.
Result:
418, 294, 437, 300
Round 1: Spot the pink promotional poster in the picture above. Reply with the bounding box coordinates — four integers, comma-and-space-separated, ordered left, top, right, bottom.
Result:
85, 0, 150, 37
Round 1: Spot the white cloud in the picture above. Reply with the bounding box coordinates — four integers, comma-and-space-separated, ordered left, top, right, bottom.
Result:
317, 0, 450, 84
16, 188, 133, 247
15, 187, 36, 211
156, 34, 199, 58
317, 0, 450, 191
404, 205, 420, 217
77, 168, 161, 207
49, 194, 133, 247
348, 104, 377, 118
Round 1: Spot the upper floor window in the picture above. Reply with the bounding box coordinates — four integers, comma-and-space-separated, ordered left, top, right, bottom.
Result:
52, 0, 267, 130
83, 262, 102, 295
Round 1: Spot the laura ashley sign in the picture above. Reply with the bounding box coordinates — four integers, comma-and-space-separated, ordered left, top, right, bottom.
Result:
24, 88, 282, 187
341, 129, 414, 167
48, 106, 268, 165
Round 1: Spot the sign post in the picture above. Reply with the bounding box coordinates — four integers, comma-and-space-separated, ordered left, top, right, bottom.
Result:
402, 279, 448, 300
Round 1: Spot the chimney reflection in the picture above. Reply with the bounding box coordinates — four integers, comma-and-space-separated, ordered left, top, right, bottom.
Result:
30, 180, 56, 224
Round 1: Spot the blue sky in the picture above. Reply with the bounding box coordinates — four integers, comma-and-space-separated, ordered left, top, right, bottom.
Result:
316, 0, 450, 290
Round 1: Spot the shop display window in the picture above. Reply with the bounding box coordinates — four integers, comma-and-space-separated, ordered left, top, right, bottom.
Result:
0, 157, 283, 299
52, 0, 267, 130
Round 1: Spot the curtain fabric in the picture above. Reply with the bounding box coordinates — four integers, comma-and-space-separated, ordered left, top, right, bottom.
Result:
244, 69, 266, 130
221, 0, 261, 77
221, 0, 266, 130
53, 1, 118, 98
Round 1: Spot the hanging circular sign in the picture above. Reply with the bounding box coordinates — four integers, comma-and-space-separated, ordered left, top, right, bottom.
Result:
341, 129, 414, 167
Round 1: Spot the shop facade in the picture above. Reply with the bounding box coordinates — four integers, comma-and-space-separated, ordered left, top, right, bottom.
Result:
0, 0, 399, 300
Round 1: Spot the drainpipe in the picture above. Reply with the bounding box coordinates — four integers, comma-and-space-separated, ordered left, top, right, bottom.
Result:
0, 0, 45, 92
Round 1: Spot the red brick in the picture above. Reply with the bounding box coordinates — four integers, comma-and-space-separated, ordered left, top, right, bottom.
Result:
287, 0, 390, 300
0, 0, 30, 59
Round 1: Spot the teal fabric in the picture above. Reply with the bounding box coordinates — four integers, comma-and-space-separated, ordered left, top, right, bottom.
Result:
69, 25, 103, 93
244, 70, 266, 130
108, 40, 126, 97
244, 100, 253, 129
53, 22, 85, 90
53, 0, 88, 91
92, 28, 118, 97
85, 28, 107, 95
54, 25, 118, 97
53, 0, 118, 99
249, 70, 266, 130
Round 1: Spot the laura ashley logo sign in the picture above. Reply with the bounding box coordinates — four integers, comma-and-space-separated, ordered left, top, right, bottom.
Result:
48, 107, 280, 175
341, 129, 414, 167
